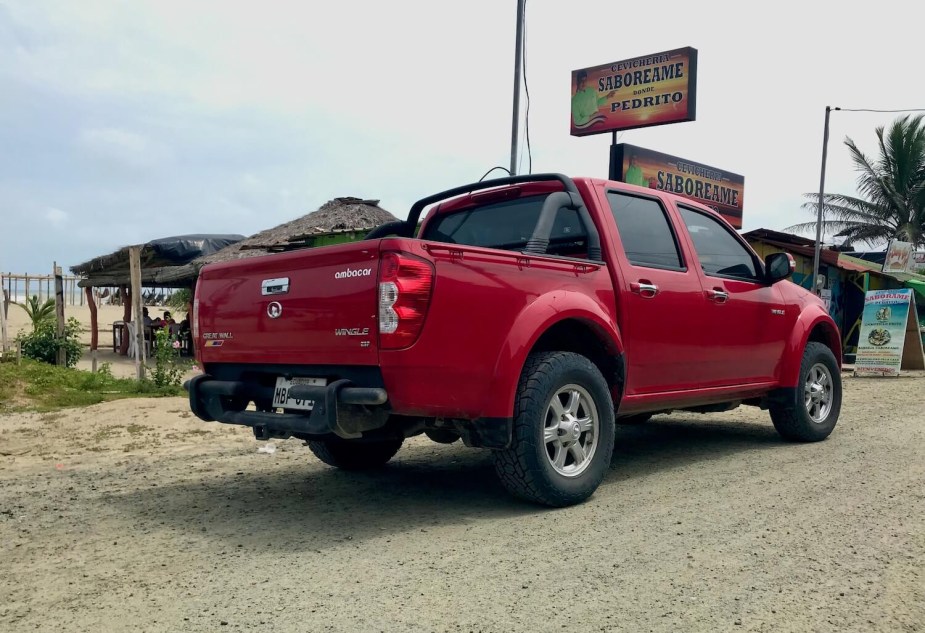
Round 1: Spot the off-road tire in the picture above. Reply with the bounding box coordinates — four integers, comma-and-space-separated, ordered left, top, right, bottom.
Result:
617, 413, 652, 426
307, 437, 403, 470
493, 351, 615, 507
769, 342, 842, 442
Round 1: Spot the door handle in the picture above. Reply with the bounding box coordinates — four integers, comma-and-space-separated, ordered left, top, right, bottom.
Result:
631, 281, 659, 298
709, 288, 729, 304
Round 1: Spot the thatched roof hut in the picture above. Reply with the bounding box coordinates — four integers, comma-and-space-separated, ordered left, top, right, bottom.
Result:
71, 197, 396, 289
148, 197, 396, 286
194, 197, 397, 268
71, 234, 246, 288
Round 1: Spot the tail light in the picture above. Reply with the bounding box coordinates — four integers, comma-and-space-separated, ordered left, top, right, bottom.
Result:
192, 282, 201, 364
378, 251, 434, 350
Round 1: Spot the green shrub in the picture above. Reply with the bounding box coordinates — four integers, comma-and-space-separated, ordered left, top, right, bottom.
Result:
17, 295, 56, 331
150, 327, 190, 388
17, 317, 83, 367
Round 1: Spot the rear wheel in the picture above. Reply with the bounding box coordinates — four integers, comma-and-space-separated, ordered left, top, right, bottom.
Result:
493, 351, 615, 507
306, 437, 403, 470
769, 342, 842, 442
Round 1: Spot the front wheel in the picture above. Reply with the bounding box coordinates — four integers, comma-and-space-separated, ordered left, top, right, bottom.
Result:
769, 342, 842, 442
306, 437, 403, 470
493, 351, 615, 507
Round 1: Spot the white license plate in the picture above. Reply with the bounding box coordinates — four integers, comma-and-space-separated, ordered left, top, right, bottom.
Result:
272, 377, 326, 411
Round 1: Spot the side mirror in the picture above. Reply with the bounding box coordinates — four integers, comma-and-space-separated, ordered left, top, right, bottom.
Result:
765, 252, 795, 283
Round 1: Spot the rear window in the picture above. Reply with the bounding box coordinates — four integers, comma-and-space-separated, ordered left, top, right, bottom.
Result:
421, 194, 589, 257
607, 192, 684, 270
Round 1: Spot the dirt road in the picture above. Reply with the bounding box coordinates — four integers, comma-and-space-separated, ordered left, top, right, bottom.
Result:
1, 373, 923, 632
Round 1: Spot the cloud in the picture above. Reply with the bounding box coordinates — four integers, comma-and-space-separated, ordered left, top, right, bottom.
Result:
77, 127, 170, 170
45, 207, 68, 228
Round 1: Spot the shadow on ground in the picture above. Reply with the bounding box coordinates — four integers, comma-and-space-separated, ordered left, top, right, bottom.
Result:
107, 414, 787, 550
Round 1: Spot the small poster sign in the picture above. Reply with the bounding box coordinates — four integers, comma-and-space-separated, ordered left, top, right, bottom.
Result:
855, 289, 924, 376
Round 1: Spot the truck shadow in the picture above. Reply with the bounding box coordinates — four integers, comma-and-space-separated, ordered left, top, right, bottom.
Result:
110, 415, 786, 551
611, 415, 784, 478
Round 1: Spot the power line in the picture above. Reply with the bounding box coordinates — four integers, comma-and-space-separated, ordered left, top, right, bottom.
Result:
835, 108, 925, 113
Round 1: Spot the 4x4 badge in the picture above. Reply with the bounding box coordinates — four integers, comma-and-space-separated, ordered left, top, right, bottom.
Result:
267, 302, 283, 319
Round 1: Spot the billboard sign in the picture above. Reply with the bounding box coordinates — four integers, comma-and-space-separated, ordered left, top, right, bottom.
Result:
882, 240, 915, 273
610, 144, 745, 228
570, 47, 697, 136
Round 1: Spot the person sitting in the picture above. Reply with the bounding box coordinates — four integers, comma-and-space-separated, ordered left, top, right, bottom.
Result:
142, 307, 153, 327
162, 311, 176, 326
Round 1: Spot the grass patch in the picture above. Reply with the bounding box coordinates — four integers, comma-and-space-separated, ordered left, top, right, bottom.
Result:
40, 412, 66, 425
92, 425, 124, 442
0, 359, 186, 412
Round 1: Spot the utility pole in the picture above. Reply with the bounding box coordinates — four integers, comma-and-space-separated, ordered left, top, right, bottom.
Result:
812, 106, 838, 295
508, 0, 526, 176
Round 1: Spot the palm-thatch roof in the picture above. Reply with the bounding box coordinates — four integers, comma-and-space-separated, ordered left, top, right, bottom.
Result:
71, 234, 246, 288
72, 198, 397, 288
147, 197, 396, 286
195, 197, 396, 268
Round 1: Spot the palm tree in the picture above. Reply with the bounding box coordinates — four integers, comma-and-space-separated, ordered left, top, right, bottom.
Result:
18, 295, 56, 332
788, 114, 925, 249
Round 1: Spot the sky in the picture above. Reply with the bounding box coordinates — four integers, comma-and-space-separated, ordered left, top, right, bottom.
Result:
1, 0, 922, 275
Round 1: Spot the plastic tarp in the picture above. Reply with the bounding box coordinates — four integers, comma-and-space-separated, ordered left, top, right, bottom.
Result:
145, 234, 245, 266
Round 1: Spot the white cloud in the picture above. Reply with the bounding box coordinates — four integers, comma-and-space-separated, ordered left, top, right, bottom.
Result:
45, 206, 67, 228
77, 127, 170, 170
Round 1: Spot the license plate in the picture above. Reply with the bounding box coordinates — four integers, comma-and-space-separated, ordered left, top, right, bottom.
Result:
272, 377, 326, 411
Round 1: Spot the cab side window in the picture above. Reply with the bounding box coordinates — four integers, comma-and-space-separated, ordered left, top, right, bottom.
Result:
678, 206, 760, 281
607, 192, 684, 270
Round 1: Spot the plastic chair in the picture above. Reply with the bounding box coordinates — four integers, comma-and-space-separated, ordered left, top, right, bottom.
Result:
124, 322, 151, 360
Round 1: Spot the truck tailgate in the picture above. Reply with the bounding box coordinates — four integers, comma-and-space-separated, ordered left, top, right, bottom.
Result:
197, 242, 380, 366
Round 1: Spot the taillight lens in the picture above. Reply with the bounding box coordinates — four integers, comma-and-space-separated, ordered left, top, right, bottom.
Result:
192, 285, 200, 340
192, 282, 201, 364
378, 251, 434, 349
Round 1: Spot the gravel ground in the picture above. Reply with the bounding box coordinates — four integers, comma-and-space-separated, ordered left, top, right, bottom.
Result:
1, 372, 923, 632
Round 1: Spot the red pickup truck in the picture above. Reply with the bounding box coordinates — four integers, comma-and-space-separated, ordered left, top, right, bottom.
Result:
187, 174, 842, 506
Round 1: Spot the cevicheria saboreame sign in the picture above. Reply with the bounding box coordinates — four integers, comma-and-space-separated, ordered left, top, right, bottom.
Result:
611, 143, 744, 229
571, 47, 697, 136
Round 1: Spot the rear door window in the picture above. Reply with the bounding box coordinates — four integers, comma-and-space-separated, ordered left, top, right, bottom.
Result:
606, 192, 684, 270
677, 206, 761, 281
422, 194, 590, 258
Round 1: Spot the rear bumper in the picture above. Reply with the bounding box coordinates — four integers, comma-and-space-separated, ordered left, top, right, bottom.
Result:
185, 374, 389, 439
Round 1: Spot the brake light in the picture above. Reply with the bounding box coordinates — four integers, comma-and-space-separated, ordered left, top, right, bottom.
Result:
192, 282, 201, 364
378, 251, 434, 349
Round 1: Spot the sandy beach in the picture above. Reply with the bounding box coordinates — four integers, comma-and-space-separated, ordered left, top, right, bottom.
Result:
3, 299, 193, 378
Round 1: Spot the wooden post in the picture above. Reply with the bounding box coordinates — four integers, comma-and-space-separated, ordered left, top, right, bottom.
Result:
0, 288, 9, 354
118, 286, 131, 355
85, 286, 98, 373
129, 246, 146, 380
54, 263, 66, 367
24, 274, 29, 303
1, 287, 8, 324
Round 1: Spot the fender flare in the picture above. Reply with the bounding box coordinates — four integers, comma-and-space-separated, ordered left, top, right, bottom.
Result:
486, 291, 624, 417
779, 307, 842, 387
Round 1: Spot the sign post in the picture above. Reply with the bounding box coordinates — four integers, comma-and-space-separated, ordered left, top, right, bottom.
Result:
854, 289, 924, 376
